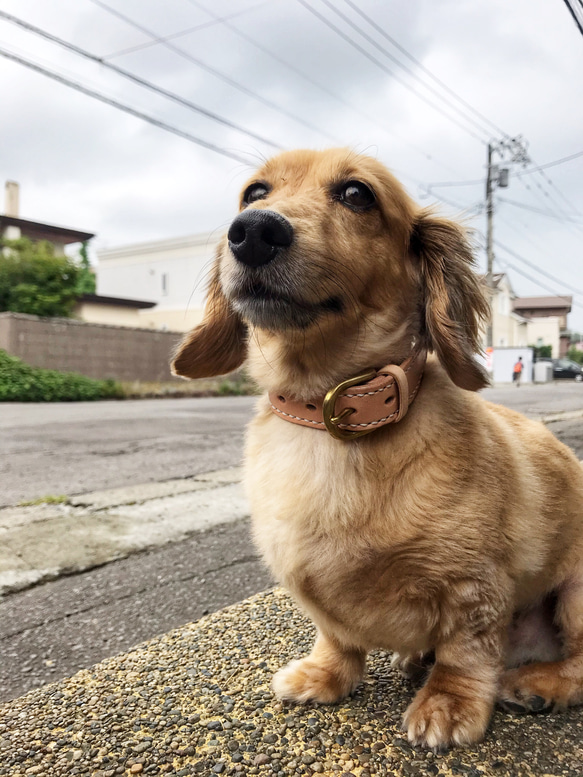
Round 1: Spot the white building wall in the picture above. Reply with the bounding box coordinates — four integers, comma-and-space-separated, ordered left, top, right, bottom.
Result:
97, 232, 220, 315
137, 307, 204, 332
526, 316, 561, 357
490, 276, 528, 347
75, 300, 143, 327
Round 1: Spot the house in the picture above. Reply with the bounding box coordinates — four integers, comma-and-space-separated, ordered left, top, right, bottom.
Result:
487, 273, 528, 349
484, 273, 569, 358
1, 181, 94, 255
97, 232, 218, 332
513, 296, 572, 357
1, 181, 158, 330
74, 293, 157, 328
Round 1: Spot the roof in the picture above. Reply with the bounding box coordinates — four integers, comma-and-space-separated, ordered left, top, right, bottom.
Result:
0, 214, 94, 244
479, 272, 516, 294
513, 295, 572, 311
77, 293, 156, 309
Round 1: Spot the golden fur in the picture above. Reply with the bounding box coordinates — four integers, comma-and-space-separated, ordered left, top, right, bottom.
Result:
173, 149, 583, 749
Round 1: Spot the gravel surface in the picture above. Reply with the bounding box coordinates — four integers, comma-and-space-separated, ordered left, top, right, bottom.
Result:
1, 589, 582, 777
0, 519, 273, 703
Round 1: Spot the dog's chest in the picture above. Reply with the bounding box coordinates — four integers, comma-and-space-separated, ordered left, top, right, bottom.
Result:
252, 504, 438, 653
245, 416, 439, 652
245, 415, 372, 568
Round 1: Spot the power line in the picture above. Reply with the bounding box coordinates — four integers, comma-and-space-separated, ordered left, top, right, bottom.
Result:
494, 239, 583, 298
561, 0, 583, 37
103, 1, 272, 60
425, 178, 483, 190
315, 0, 496, 140
532, 167, 583, 220
513, 167, 583, 236
427, 148, 583, 193
517, 148, 583, 221
497, 196, 583, 224
87, 0, 339, 143
497, 255, 583, 309
516, 148, 583, 173
294, 0, 489, 144
183, 0, 464, 177
429, 189, 583, 304
339, 0, 509, 139
0, 10, 283, 152
0, 47, 253, 166
496, 209, 577, 270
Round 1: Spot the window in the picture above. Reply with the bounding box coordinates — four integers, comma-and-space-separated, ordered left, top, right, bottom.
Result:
161, 272, 168, 296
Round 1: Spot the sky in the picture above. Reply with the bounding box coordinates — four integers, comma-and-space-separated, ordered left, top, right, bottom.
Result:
1, 0, 583, 330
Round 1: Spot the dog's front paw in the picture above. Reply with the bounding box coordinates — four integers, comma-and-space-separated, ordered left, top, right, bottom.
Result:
403, 686, 491, 750
272, 658, 355, 704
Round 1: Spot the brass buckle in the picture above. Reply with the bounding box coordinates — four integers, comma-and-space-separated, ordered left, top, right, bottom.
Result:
322, 369, 377, 440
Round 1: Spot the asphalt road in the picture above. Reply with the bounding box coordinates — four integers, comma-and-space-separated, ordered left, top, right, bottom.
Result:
1, 382, 583, 702
0, 396, 256, 507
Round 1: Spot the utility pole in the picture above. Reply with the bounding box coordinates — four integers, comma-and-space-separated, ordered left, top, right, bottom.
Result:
484, 136, 530, 349
485, 143, 495, 349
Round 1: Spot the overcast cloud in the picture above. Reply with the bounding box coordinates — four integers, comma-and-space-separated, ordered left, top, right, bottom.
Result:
1, 0, 583, 329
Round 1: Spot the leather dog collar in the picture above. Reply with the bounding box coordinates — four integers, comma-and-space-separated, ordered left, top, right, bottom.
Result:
268, 349, 427, 440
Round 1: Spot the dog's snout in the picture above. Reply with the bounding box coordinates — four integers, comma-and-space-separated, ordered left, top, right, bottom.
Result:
228, 209, 293, 268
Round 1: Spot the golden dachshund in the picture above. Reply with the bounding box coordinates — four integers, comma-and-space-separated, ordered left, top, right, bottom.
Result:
173, 149, 583, 749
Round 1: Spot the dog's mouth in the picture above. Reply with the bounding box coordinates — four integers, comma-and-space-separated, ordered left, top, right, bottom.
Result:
228, 279, 343, 330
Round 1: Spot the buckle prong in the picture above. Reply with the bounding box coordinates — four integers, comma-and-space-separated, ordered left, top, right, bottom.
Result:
322, 369, 377, 440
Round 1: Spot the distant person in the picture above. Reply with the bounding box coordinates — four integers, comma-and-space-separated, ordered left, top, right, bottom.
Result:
513, 356, 523, 387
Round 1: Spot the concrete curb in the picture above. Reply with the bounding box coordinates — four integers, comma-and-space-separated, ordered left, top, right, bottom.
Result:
0, 468, 248, 598
537, 408, 583, 424
1, 588, 580, 777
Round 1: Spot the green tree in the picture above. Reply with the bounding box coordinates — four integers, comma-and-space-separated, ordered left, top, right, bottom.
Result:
0, 237, 80, 317
75, 240, 96, 295
567, 346, 583, 365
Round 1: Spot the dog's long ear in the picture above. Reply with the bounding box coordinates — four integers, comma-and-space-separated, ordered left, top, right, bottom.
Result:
172, 263, 247, 379
412, 208, 489, 391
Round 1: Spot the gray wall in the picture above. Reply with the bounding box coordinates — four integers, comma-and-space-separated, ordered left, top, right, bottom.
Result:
0, 312, 185, 382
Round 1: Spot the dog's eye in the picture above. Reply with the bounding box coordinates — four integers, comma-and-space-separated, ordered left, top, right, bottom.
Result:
338, 181, 376, 211
243, 183, 270, 205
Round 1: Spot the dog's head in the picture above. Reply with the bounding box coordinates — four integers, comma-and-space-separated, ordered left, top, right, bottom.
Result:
173, 149, 488, 393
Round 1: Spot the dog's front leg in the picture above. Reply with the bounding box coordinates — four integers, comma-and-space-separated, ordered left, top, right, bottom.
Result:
403, 626, 503, 749
272, 631, 366, 704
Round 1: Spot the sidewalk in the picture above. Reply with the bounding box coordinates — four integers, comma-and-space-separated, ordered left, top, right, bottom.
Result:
0, 468, 247, 597
1, 588, 581, 777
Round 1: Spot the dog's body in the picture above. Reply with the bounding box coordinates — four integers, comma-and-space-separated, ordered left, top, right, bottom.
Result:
173, 149, 583, 749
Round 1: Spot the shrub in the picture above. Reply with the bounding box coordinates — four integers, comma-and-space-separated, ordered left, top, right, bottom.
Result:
567, 346, 583, 365
0, 350, 123, 402
529, 343, 552, 360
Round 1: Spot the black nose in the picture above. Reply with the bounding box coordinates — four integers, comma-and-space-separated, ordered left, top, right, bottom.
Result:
227, 209, 293, 268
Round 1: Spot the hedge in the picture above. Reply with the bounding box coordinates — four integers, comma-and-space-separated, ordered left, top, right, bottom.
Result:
0, 350, 123, 402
